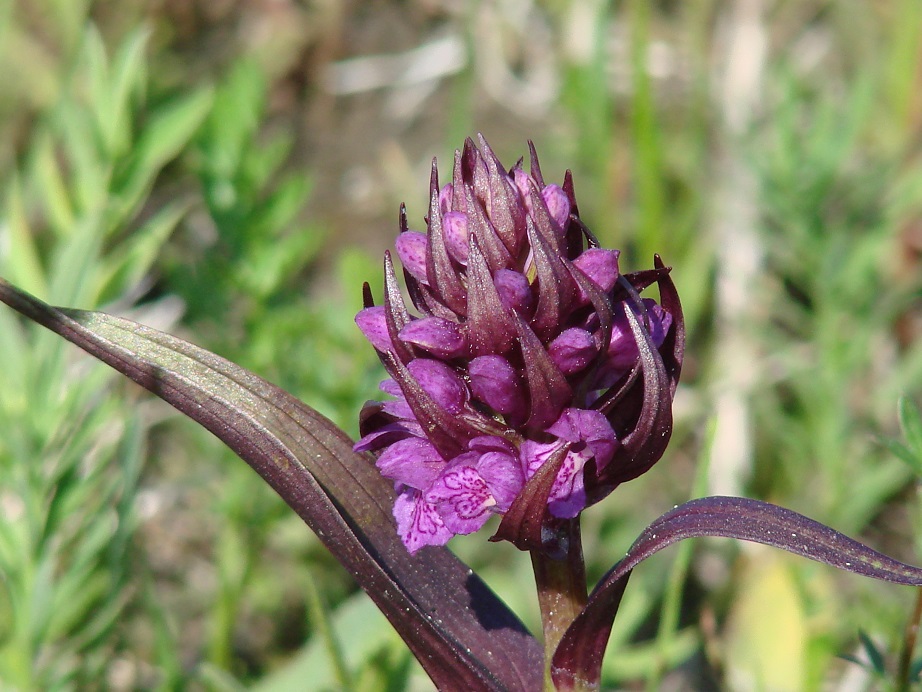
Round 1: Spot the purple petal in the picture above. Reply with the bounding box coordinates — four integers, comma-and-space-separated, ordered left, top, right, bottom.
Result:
442, 211, 470, 264
573, 249, 620, 297
513, 168, 534, 207
439, 183, 453, 215
520, 439, 562, 480
546, 450, 589, 519
519, 438, 589, 519
355, 307, 392, 352
468, 355, 526, 419
376, 436, 447, 487
494, 269, 534, 317
548, 328, 597, 375
603, 300, 672, 376
394, 488, 455, 554
395, 231, 430, 284
399, 317, 469, 358
380, 397, 414, 420
541, 184, 570, 232
407, 358, 469, 413
428, 464, 497, 535
354, 420, 422, 453
468, 435, 517, 456
518, 428, 600, 519
545, 408, 619, 470
476, 451, 525, 510
379, 379, 403, 397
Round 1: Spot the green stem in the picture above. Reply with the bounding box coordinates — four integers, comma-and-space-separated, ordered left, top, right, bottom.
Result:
896, 587, 922, 692
531, 519, 588, 690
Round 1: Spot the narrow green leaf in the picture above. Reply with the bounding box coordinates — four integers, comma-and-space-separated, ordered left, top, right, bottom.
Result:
31, 134, 75, 235
857, 630, 887, 675
898, 397, 922, 460
2, 176, 47, 295
100, 28, 149, 159
97, 201, 188, 302
113, 87, 214, 221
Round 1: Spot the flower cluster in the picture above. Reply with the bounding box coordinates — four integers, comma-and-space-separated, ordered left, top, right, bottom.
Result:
355, 137, 683, 553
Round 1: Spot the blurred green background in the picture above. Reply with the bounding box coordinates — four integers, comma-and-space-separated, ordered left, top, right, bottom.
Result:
1, 1, 921, 689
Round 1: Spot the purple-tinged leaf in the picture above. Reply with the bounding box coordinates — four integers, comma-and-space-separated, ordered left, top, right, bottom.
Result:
552, 496, 922, 690
526, 215, 577, 342
0, 278, 543, 692
425, 160, 467, 315
654, 255, 684, 397
467, 238, 517, 355
527, 139, 546, 189
491, 443, 571, 554
513, 313, 572, 430
595, 292, 672, 490
464, 185, 512, 273
477, 134, 525, 256
385, 353, 474, 460
617, 266, 670, 296
561, 173, 586, 259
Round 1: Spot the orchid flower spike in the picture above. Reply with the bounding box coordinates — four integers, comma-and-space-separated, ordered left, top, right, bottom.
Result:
355, 136, 684, 553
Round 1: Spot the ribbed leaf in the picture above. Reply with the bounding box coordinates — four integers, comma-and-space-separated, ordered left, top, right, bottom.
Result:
0, 278, 542, 692
552, 496, 922, 690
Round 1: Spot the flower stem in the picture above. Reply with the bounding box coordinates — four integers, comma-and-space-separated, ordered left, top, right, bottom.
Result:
531, 518, 588, 690
896, 587, 922, 692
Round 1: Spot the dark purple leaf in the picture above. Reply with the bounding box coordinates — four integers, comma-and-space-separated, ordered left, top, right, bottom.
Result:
0, 278, 542, 692
595, 293, 672, 489
552, 496, 922, 690
654, 255, 684, 397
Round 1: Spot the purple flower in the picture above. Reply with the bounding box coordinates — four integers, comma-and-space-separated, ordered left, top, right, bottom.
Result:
355, 136, 684, 553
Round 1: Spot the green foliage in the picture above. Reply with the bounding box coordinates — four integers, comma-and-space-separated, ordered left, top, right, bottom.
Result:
750, 64, 922, 534
889, 398, 922, 477
166, 59, 319, 329
0, 25, 208, 688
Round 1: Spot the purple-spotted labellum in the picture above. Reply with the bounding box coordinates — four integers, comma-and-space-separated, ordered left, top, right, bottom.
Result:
355, 136, 684, 554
